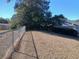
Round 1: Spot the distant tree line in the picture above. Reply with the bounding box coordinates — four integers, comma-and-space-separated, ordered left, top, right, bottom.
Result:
0, 17, 8, 24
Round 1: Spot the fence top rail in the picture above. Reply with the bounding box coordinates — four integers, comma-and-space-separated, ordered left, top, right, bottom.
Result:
0, 30, 9, 34
0, 26, 26, 35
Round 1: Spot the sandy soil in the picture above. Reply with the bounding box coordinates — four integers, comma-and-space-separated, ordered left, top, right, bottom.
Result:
12, 31, 79, 59
12, 32, 37, 59
32, 31, 79, 59
0, 31, 20, 59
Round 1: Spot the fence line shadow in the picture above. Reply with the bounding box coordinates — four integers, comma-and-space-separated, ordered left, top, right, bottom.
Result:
26, 30, 79, 41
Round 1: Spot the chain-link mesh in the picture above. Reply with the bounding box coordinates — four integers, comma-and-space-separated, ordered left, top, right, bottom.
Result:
0, 26, 25, 59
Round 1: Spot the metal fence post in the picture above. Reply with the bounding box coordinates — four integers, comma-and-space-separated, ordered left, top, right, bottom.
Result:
12, 30, 14, 51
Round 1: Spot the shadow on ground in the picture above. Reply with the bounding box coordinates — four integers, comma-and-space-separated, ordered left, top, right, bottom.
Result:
26, 30, 79, 41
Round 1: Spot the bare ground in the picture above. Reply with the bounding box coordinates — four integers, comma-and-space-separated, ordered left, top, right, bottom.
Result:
12, 31, 79, 59
12, 32, 37, 59
0, 31, 20, 59
0, 32, 13, 59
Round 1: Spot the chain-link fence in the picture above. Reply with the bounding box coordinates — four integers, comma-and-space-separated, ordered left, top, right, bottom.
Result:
0, 26, 25, 59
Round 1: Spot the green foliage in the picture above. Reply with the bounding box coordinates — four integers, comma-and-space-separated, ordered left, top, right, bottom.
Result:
9, 0, 68, 31
10, 20, 17, 29
51, 14, 67, 26
0, 17, 8, 23
10, 17, 22, 29
10, 0, 51, 30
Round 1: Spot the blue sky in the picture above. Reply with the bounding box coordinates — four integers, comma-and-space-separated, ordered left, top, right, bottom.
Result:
49, 0, 79, 20
0, 0, 16, 19
0, 0, 79, 20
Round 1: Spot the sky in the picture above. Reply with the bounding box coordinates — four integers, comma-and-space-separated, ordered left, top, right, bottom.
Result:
49, 0, 79, 20
0, 0, 79, 20
0, 0, 16, 19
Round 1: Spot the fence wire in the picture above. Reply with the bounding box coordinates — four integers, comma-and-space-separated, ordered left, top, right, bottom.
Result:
0, 26, 25, 59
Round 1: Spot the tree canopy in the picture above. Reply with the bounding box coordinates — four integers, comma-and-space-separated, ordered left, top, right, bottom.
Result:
0, 17, 8, 24
9, 0, 67, 30
51, 14, 67, 26
10, 0, 51, 29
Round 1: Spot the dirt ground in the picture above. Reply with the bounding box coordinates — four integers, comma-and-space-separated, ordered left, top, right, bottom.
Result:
0, 32, 13, 59
32, 31, 79, 59
12, 31, 79, 59
0, 31, 20, 59
12, 32, 37, 59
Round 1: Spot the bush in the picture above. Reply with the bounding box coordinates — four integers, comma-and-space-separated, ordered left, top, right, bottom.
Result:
10, 20, 20, 29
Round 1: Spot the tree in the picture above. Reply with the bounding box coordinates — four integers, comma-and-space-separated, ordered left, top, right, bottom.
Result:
12, 0, 50, 29
51, 14, 67, 26
0, 17, 8, 23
